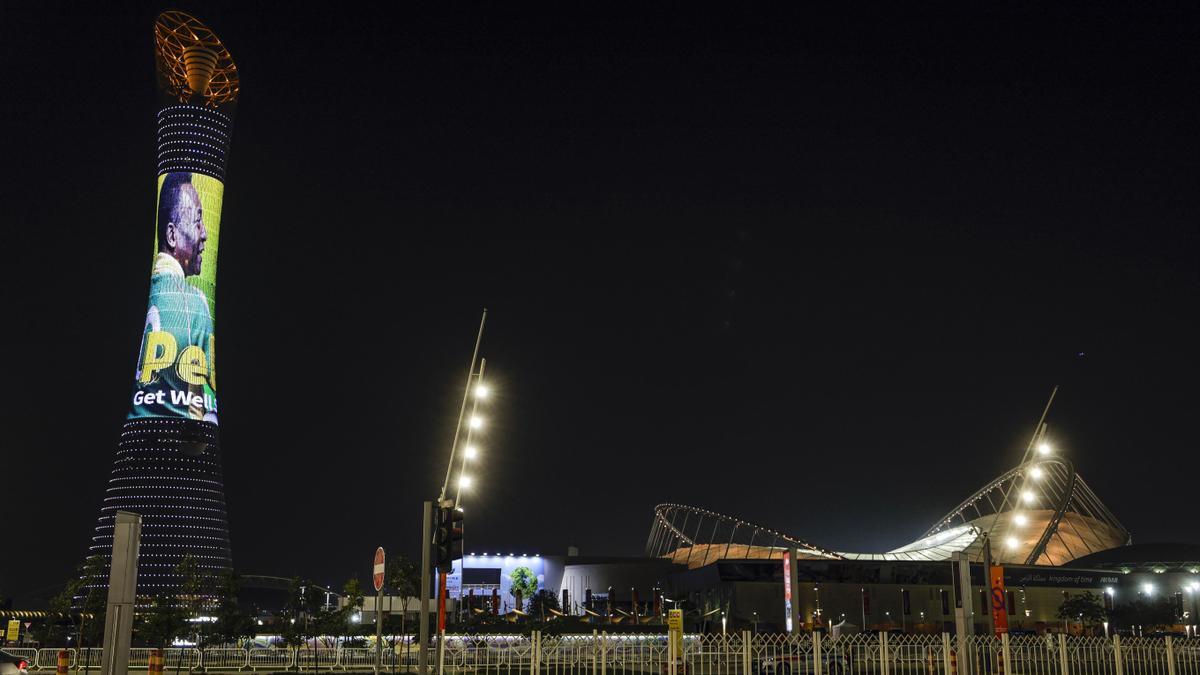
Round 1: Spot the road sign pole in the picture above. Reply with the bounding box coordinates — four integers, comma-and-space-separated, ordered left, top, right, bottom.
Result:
375, 585, 384, 675
419, 502, 432, 675
373, 547, 386, 675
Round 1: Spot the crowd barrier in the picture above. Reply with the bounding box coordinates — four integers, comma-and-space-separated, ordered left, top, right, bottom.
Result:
11, 633, 1198, 675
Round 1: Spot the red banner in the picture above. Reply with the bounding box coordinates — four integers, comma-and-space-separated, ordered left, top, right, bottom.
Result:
990, 566, 1009, 635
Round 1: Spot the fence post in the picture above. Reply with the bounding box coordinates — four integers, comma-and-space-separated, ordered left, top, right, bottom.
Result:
1000, 633, 1012, 675
664, 629, 671, 675
880, 632, 890, 675
592, 630, 598, 675
943, 633, 953, 675
1164, 636, 1176, 675
1057, 633, 1069, 675
1112, 635, 1123, 675
813, 631, 823, 675
530, 630, 539, 675
601, 631, 607, 675
742, 630, 752, 675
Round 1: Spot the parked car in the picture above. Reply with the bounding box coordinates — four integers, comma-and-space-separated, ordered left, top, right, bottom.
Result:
0, 650, 30, 675
755, 650, 849, 675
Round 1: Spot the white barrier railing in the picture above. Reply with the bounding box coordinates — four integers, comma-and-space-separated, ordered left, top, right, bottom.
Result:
15, 634, 1200, 674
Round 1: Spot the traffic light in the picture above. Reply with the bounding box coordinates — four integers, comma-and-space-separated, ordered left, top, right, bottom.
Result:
435, 506, 464, 569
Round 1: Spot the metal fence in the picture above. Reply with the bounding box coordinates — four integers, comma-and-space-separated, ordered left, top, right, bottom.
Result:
14, 633, 1199, 675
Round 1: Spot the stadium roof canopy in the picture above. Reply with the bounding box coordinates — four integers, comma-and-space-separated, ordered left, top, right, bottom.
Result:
648, 437, 1130, 568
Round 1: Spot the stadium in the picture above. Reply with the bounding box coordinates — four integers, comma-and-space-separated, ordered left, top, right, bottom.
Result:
646, 445, 1129, 568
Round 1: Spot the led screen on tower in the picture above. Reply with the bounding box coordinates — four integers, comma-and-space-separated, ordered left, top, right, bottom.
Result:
130, 170, 223, 423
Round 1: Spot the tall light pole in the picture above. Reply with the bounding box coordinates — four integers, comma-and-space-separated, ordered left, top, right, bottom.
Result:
423, 310, 487, 675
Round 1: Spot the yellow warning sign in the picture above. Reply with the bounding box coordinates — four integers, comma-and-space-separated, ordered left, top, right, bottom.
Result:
668, 608, 683, 656
5, 619, 19, 642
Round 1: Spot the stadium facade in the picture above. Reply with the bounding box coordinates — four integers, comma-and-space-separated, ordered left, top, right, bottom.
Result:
88, 11, 239, 599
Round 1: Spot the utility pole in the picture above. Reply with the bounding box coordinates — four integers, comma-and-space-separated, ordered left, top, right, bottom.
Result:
418, 502, 432, 675
100, 511, 140, 675
952, 552, 975, 675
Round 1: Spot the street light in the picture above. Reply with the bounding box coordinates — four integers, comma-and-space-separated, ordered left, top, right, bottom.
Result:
1013, 513, 1028, 526
469, 416, 484, 430
459, 475, 472, 489
1030, 467, 1044, 480
1037, 442, 1052, 456
1022, 491, 1036, 505
464, 445, 478, 460
475, 384, 490, 399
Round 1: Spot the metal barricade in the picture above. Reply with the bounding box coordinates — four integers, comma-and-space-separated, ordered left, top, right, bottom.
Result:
73, 648, 104, 672
1174, 638, 1200, 675
247, 647, 293, 671
202, 648, 249, 671
37, 648, 74, 670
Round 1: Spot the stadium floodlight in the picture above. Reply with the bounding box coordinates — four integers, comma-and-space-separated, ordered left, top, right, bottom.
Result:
464, 445, 478, 459
475, 384, 490, 399
1030, 467, 1044, 480
459, 475, 473, 489
469, 416, 484, 430
1013, 513, 1028, 526
1037, 442, 1052, 456
1022, 490, 1036, 505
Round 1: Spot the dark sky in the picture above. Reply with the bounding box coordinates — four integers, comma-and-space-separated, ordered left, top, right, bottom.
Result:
2, 3, 1197, 604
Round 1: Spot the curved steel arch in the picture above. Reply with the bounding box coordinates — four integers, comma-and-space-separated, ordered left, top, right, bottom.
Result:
647, 456, 1129, 568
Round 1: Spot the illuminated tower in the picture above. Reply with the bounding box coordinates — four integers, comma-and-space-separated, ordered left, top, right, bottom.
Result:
88, 11, 239, 600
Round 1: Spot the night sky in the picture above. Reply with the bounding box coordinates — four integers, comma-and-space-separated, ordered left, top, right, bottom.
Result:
2, 3, 1197, 605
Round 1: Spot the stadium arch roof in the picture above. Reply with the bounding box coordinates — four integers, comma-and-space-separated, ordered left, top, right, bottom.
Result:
647, 441, 1129, 568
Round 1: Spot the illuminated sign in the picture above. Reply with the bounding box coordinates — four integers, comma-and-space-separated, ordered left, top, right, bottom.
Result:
449, 554, 545, 614
129, 171, 224, 423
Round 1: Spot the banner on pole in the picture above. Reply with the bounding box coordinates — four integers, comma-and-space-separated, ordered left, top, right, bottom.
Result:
990, 565, 1009, 635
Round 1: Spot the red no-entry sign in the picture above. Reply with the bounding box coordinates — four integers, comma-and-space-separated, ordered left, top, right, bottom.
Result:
373, 547, 386, 592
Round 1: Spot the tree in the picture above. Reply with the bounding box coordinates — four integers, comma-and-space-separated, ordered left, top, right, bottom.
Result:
1057, 591, 1107, 628
509, 567, 537, 611
47, 556, 108, 673
385, 555, 420, 648
526, 590, 560, 622
1109, 597, 1180, 631
176, 556, 214, 650
138, 593, 188, 649
209, 571, 256, 647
